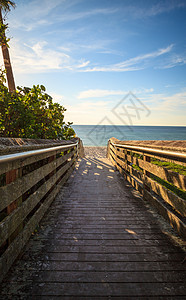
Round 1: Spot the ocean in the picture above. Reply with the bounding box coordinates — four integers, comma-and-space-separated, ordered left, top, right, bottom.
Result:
72, 125, 186, 146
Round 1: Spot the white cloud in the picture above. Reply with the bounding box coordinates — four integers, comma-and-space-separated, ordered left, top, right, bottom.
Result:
143, 90, 186, 126
49, 92, 65, 103
78, 88, 154, 99
81, 45, 174, 72
10, 40, 69, 73
116, 45, 173, 67
9, 0, 63, 31
76, 60, 90, 69
9, 1, 117, 32
124, 1, 186, 19
46, 88, 186, 126
78, 89, 125, 99
159, 54, 186, 69
149, 91, 186, 111
64, 101, 110, 124
11, 40, 173, 74
57, 7, 118, 23
10, 39, 89, 73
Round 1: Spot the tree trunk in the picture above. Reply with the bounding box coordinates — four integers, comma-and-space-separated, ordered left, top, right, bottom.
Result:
0, 8, 15, 92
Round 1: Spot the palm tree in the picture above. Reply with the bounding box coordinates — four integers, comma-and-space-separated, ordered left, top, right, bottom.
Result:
0, 0, 16, 92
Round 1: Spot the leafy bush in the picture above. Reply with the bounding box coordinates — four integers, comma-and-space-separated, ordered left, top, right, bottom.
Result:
0, 71, 75, 139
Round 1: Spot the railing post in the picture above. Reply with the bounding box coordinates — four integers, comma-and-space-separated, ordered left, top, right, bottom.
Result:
78, 139, 85, 158
6, 167, 23, 244
143, 154, 151, 197
107, 140, 111, 159
48, 154, 56, 188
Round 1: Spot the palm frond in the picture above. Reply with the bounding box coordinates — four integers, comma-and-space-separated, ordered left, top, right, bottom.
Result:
0, 0, 16, 12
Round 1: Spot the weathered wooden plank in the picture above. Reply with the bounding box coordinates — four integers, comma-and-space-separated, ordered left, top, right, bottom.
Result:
115, 156, 143, 183
115, 161, 143, 194
149, 154, 186, 167
21, 251, 184, 262
4, 269, 185, 284
129, 157, 186, 191
116, 149, 125, 159
0, 187, 57, 282
10, 259, 185, 272
0, 158, 75, 247
144, 189, 186, 239
0, 160, 74, 282
117, 150, 144, 161
7, 282, 185, 297
144, 176, 186, 217
143, 153, 186, 167
109, 152, 116, 167
0, 161, 55, 211
0, 150, 75, 212
110, 143, 117, 155
117, 151, 186, 191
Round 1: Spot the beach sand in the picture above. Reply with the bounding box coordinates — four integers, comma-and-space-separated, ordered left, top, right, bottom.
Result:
84, 146, 107, 158
83, 139, 186, 158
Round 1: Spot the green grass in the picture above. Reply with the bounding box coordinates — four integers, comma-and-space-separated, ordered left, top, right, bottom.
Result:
130, 150, 186, 176
151, 174, 186, 200
130, 162, 186, 200
151, 158, 186, 176
132, 164, 143, 172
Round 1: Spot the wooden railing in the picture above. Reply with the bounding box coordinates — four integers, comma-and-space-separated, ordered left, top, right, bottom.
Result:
107, 138, 186, 239
0, 139, 83, 282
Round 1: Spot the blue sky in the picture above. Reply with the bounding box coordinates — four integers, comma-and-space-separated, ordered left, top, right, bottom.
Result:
2, 0, 186, 125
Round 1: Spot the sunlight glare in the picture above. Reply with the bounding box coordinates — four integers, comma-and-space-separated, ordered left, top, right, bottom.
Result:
125, 229, 137, 235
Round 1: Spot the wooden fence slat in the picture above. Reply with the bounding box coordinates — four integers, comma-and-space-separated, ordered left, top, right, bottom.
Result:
116, 149, 125, 159
0, 160, 56, 211
0, 150, 75, 212
0, 181, 60, 282
144, 176, 186, 217
144, 189, 186, 239
117, 150, 186, 189
0, 156, 76, 281
139, 159, 185, 191
0, 154, 76, 247
116, 162, 143, 194
115, 156, 143, 183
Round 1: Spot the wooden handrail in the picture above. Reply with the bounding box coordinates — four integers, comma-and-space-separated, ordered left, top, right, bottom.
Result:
107, 138, 186, 240
0, 142, 78, 164
111, 141, 186, 161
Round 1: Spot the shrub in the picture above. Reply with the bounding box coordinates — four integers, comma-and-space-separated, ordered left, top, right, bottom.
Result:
0, 71, 75, 139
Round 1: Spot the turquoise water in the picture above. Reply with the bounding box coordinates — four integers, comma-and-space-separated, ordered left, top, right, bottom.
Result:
72, 125, 186, 146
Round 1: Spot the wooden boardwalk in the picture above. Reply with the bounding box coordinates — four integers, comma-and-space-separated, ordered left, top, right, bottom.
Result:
0, 153, 186, 299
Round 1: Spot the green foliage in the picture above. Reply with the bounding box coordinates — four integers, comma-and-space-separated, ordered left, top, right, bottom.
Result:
132, 164, 142, 172
0, 22, 10, 47
0, 71, 75, 139
151, 158, 186, 176
0, 1, 16, 46
0, 0, 16, 12
151, 174, 186, 201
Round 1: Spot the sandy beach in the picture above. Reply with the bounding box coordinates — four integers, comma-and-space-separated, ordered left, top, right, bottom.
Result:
83, 140, 186, 158
84, 146, 107, 158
